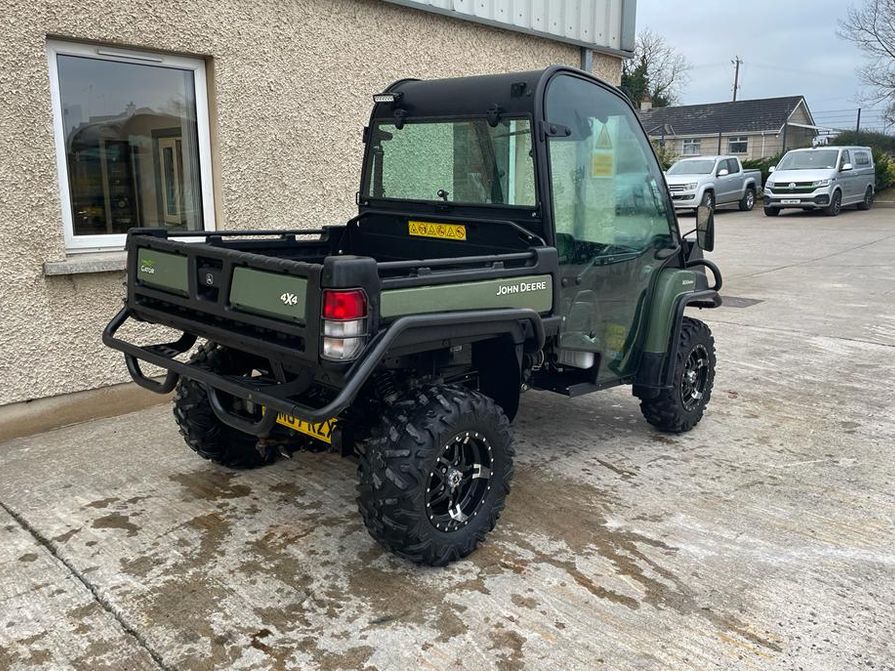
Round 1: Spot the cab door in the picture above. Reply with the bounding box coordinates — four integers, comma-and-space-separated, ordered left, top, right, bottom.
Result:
544, 73, 679, 384
722, 158, 741, 203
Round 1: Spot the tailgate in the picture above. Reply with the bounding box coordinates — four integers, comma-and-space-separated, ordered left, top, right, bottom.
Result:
127, 230, 323, 365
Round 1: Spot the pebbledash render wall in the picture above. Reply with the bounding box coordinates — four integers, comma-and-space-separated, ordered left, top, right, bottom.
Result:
0, 0, 623, 409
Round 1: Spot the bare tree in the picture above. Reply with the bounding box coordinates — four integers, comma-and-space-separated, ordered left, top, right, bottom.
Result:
623, 28, 690, 107
839, 0, 895, 122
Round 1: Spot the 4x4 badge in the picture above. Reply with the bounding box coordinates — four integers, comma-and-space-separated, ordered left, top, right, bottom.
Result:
280, 292, 298, 306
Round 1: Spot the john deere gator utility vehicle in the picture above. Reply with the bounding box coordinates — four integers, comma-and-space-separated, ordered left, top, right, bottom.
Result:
104, 66, 722, 565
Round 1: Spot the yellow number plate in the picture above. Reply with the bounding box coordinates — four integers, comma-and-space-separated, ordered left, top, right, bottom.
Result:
408, 220, 467, 241
275, 413, 336, 444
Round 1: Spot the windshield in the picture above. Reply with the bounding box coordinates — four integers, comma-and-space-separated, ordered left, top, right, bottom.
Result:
667, 159, 715, 175
361, 118, 536, 206
777, 150, 840, 170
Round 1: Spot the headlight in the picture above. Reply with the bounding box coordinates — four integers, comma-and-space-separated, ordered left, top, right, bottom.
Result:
811, 179, 831, 187
684, 183, 698, 190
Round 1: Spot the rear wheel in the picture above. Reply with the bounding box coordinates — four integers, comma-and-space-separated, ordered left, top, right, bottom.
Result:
857, 186, 874, 211
172, 343, 275, 469
357, 385, 513, 565
638, 317, 716, 433
824, 189, 842, 216
763, 206, 780, 217
738, 188, 756, 211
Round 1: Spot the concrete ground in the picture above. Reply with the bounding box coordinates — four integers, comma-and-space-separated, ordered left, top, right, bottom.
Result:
2, 205, 894, 671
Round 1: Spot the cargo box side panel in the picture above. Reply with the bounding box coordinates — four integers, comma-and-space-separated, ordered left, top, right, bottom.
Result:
229, 267, 309, 324
380, 274, 553, 318
136, 248, 189, 296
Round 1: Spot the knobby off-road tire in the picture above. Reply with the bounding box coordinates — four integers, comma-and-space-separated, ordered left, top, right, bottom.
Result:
357, 385, 514, 566
639, 317, 716, 433
738, 188, 756, 211
172, 343, 275, 469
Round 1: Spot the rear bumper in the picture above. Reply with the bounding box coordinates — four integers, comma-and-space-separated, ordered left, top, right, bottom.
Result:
103, 307, 545, 435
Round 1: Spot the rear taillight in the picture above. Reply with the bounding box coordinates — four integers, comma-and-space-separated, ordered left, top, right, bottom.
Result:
321, 289, 368, 361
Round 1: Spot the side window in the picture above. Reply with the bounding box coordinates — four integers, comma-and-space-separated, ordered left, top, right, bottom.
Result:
839, 150, 850, 168
727, 158, 740, 174
545, 74, 675, 255
855, 151, 871, 167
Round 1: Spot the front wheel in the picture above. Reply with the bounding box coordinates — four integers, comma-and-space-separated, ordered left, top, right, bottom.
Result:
638, 317, 716, 433
357, 385, 514, 565
763, 206, 780, 217
824, 189, 842, 216
739, 188, 756, 211
700, 191, 715, 211
857, 186, 874, 211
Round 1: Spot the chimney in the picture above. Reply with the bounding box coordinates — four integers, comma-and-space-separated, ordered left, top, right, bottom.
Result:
640, 94, 653, 112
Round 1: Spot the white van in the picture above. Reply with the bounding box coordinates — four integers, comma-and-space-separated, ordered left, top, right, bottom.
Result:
763, 146, 875, 216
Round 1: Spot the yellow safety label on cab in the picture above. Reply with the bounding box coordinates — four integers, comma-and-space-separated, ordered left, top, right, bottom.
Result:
408, 220, 467, 241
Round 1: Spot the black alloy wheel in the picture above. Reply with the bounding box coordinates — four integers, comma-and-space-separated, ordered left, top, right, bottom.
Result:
426, 431, 493, 532
858, 186, 874, 211
680, 344, 710, 412
825, 190, 842, 216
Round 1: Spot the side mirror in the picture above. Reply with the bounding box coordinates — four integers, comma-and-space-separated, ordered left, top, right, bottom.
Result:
769, 166, 776, 173
717, 168, 729, 177
841, 163, 853, 172
696, 205, 715, 252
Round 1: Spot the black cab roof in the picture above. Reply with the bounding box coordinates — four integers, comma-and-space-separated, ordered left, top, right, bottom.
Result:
369, 66, 620, 122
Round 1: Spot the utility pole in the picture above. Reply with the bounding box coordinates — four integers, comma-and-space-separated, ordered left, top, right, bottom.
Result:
731, 56, 743, 101
856, 108, 862, 134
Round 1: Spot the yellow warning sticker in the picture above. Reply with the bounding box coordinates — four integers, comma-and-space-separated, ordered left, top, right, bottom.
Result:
605, 323, 627, 352
408, 221, 467, 241
591, 153, 614, 177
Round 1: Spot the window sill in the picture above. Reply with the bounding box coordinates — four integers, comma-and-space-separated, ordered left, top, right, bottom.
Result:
44, 251, 127, 276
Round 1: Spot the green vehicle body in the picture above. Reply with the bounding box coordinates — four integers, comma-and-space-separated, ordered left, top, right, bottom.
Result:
105, 65, 722, 441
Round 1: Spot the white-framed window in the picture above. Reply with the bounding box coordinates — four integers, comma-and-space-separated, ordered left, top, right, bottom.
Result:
728, 136, 748, 154
681, 139, 701, 155
47, 41, 215, 252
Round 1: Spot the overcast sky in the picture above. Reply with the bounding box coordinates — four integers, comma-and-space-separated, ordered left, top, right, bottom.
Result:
636, 0, 890, 133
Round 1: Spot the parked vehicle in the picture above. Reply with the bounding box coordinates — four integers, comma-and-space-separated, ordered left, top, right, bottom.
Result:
664, 156, 761, 213
763, 146, 875, 216
103, 67, 723, 566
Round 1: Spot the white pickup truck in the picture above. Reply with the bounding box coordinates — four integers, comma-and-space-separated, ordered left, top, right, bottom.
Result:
664, 155, 762, 212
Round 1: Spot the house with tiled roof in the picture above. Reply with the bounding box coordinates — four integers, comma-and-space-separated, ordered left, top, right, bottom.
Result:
638, 96, 817, 160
